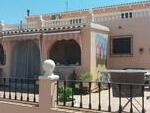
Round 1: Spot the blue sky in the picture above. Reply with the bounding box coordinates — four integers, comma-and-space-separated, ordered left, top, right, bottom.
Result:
0, 0, 148, 24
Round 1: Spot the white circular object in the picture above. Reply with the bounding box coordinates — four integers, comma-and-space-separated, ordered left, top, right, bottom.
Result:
42, 59, 59, 80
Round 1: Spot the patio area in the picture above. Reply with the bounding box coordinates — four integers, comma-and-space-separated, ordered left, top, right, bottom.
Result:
72, 88, 150, 113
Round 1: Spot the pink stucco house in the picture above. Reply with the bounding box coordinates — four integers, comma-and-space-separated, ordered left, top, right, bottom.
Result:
0, 1, 150, 80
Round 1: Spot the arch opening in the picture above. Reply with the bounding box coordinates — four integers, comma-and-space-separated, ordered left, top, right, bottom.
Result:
11, 40, 41, 78
0, 44, 5, 65
50, 39, 81, 66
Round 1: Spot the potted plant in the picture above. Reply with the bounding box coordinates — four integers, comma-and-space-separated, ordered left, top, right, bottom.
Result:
58, 84, 73, 102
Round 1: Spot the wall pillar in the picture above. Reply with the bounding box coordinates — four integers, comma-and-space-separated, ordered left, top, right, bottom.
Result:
39, 77, 57, 113
39, 59, 59, 113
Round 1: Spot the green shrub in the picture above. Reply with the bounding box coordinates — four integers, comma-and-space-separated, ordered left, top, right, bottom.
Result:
58, 84, 73, 102
80, 70, 92, 81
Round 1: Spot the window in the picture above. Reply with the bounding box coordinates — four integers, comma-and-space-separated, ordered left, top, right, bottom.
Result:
70, 18, 82, 24
129, 12, 132, 18
125, 13, 128, 18
121, 13, 124, 18
121, 12, 133, 19
111, 36, 132, 56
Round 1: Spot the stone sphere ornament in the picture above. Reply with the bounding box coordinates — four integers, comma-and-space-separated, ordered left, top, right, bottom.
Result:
42, 59, 59, 80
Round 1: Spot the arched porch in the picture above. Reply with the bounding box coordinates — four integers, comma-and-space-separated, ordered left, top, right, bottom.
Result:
49, 39, 81, 80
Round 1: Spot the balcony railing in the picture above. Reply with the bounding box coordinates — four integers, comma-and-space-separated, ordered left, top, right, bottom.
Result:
43, 17, 87, 28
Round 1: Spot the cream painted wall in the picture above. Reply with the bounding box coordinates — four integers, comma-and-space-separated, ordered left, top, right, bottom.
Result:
98, 16, 150, 69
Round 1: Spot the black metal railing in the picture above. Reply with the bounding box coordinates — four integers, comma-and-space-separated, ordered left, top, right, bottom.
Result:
56, 80, 149, 113
0, 77, 39, 103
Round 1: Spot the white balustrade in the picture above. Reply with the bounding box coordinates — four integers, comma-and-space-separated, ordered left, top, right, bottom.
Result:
43, 17, 87, 28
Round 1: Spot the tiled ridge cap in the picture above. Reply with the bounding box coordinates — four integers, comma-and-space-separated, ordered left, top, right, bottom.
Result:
0, 25, 86, 36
